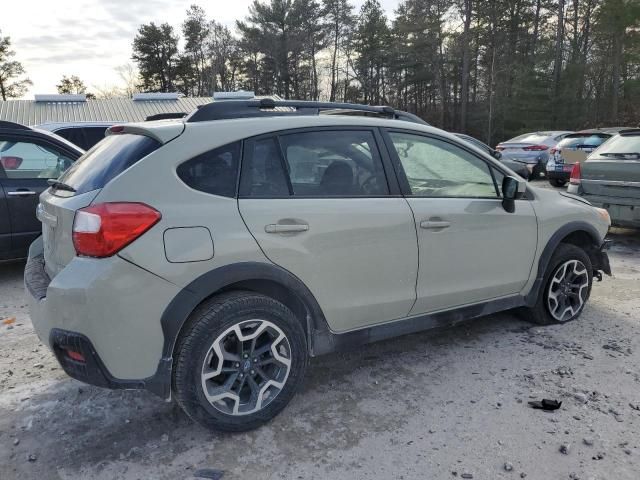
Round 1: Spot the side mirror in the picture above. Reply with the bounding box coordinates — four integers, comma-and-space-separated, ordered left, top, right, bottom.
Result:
502, 175, 525, 213
493, 150, 502, 160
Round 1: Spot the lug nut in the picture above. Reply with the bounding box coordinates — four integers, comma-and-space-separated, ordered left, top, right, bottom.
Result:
250, 370, 255, 375
243, 354, 249, 359
235, 363, 240, 368
239, 373, 244, 378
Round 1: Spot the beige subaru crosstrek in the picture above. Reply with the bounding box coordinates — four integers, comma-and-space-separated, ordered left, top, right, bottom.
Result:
25, 100, 612, 431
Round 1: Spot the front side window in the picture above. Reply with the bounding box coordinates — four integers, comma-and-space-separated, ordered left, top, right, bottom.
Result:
177, 141, 241, 197
388, 132, 499, 198
0, 139, 74, 179
279, 130, 388, 196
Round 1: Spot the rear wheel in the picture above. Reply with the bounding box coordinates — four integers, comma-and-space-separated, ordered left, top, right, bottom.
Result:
173, 291, 307, 431
522, 244, 593, 325
549, 178, 566, 187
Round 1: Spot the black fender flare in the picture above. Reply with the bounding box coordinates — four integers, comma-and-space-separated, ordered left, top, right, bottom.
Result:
159, 261, 328, 360
524, 221, 604, 306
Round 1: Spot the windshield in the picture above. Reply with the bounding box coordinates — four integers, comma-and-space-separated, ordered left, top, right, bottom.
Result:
591, 134, 640, 158
558, 134, 610, 149
55, 134, 160, 195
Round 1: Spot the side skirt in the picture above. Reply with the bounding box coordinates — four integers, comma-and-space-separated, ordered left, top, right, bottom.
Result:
311, 295, 526, 356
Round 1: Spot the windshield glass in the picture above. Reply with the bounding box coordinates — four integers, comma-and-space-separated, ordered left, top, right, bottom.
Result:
55, 134, 160, 195
592, 134, 640, 157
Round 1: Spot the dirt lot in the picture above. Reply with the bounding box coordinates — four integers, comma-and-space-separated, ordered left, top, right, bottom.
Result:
1, 193, 639, 480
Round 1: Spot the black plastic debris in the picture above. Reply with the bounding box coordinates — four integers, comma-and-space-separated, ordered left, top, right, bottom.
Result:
194, 468, 224, 479
528, 399, 562, 411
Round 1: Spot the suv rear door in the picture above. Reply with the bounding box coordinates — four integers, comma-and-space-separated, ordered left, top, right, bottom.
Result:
0, 132, 80, 255
384, 130, 538, 314
238, 128, 418, 332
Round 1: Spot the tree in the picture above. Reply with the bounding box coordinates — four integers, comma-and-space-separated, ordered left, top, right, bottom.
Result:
182, 4, 211, 96
56, 75, 88, 94
0, 32, 32, 100
353, 0, 390, 104
115, 63, 140, 98
132, 22, 180, 92
323, 0, 354, 101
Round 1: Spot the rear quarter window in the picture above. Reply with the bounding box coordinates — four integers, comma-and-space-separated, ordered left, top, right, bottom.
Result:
177, 141, 241, 197
55, 134, 160, 195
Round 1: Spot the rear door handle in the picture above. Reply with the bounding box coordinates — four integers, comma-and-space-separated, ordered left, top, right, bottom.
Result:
265, 224, 309, 234
420, 220, 451, 230
8, 189, 37, 196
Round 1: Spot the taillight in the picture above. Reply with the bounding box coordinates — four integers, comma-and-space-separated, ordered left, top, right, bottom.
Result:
73, 202, 161, 258
570, 162, 581, 185
0, 156, 23, 169
523, 144, 549, 151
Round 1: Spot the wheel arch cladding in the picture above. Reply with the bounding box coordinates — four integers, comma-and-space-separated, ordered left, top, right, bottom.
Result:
525, 221, 603, 306
160, 262, 328, 361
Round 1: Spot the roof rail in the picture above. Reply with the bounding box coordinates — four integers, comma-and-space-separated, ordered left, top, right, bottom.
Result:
185, 99, 429, 125
145, 112, 187, 121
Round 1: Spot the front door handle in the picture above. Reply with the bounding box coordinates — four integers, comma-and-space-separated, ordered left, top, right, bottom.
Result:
7, 189, 37, 196
265, 223, 309, 234
420, 220, 451, 230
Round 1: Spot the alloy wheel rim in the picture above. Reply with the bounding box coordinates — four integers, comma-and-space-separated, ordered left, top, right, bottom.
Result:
200, 319, 291, 416
547, 259, 589, 322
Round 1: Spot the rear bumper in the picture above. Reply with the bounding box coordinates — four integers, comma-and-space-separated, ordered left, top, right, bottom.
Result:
578, 195, 640, 228
24, 239, 179, 399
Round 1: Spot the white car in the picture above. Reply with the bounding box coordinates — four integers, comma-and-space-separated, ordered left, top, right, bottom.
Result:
497, 131, 573, 179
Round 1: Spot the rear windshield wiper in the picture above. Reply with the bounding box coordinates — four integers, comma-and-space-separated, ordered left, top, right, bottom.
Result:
47, 179, 76, 192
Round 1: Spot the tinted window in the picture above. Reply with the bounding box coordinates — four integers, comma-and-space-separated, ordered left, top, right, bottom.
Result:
82, 127, 109, 150
177, 142, 240, 197
389, 132, 498, 198
279, 130, 388, 196
57, 134, 160, 195
0, 139, 74, 179
56, 127, 108, 150
239, 138, 290, 197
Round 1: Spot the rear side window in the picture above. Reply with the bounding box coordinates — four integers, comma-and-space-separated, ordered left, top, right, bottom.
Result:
56, 134, 160, 195
239, 138, 290, 197
279, 130, 388, 196
177, 141, 241, 197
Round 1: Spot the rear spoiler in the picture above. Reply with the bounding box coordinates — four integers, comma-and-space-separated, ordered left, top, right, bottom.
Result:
107, 121, 185, 144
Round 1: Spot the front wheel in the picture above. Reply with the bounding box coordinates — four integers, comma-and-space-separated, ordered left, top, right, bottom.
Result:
173, 291, 308, 431
521, 244, 593, 325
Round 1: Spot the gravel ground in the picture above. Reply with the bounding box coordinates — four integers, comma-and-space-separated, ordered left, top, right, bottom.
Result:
1, 185, 639, 480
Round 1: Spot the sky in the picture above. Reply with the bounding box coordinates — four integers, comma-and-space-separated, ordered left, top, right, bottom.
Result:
3, 0, 400, 98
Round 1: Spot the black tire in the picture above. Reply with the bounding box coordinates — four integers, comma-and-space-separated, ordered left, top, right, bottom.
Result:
532, 164, 546, 180
521, 243, 593, 325
549, 178, 566, 187
173, 291, 308, 432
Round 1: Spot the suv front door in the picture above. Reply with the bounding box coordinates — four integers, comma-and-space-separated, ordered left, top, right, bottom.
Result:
0, 134, 78, 255
238, 128, 418, 332
384, 130, 538, 314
